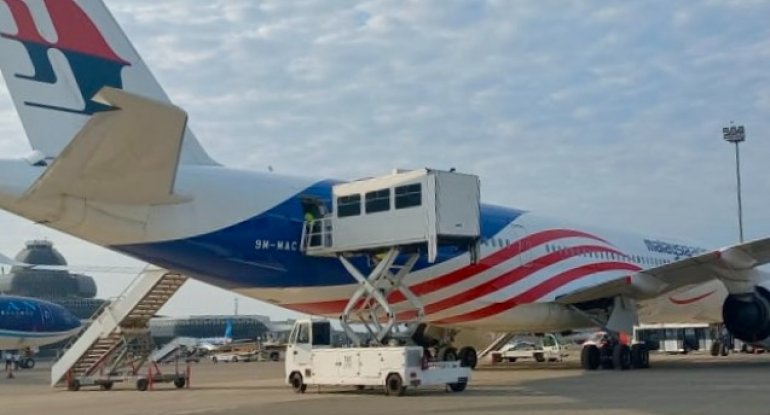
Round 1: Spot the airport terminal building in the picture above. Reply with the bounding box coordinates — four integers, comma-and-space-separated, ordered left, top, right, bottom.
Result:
0, 240, 107, 319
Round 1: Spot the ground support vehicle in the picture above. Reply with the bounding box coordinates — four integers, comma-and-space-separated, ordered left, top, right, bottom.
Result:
285, 320, 470, 396
491, 334, 566, 364
65, 360, 190, 391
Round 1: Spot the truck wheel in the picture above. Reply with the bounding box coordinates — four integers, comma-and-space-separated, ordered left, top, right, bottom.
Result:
385, 373, 405, 396
67, 379, 81, 392
581, 345, 600, 370
136, 378, 149, 392
448, 381, 467, 392
290, 372, 306, 394
534, 353, 546, 363
174, 376, 186, 388
270, 351, 280, 362
612, 344, 632, 370
458, 347, 478, 369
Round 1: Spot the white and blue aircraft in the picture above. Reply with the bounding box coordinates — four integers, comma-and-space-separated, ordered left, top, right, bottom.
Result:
0, 295, 82, 351
0, 0, 769, 370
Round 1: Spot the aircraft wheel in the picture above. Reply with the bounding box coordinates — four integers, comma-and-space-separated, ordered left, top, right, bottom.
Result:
612, 344, 632, 370
720, 342, 729, 356
711, 341, 721, 356
441, 347, 458, 362
631, 344, 650, 369
458, 347, 478, 369
580, 345, 600, 370
385, 373, 405, 396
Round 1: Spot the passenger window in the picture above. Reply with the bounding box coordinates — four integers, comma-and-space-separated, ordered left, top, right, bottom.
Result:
395, 183, 422, 209
337, 194, 361, 217
365, 189, 390, 213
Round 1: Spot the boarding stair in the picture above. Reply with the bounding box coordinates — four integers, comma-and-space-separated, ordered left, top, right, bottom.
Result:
151, 337, 198, 363
478, 332, 517, 361
51, 268, 187, 387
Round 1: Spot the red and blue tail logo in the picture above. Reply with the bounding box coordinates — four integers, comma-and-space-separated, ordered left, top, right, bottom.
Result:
0, 0, 130, 115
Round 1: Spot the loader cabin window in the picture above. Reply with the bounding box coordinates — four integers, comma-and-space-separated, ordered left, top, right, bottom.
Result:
395, 183, 422, 209
312, 321, 332, 346
291, 322, 310, 344
365, 188, 390, 214
337, 194, 361, 218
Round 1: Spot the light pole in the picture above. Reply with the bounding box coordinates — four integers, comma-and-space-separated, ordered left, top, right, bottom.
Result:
722, 124, 746, 243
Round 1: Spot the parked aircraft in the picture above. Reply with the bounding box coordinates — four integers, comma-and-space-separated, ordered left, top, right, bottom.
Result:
0, 0, 767, 371
0, 295, 82, 351
197, 319, 234, 352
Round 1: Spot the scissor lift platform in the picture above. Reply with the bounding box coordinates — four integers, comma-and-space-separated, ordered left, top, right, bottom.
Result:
301, 168, 481, 345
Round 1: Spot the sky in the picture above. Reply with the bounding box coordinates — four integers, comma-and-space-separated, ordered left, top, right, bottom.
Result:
0, 0, 769, 319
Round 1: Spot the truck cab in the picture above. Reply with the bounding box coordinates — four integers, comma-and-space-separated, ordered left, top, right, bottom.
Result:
285, 319, 332, 374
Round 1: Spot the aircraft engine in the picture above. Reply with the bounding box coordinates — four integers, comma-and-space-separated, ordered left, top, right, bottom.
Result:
722, 287, 770, 342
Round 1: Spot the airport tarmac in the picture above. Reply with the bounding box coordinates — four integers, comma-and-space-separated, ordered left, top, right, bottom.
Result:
2, 353, 770, 415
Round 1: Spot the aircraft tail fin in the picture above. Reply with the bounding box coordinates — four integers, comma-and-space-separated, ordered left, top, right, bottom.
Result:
0, 0, 216, 165
224, 319, 233, 343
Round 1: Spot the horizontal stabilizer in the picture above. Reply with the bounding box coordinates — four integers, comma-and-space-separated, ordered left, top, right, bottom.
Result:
23, 87, 188, 205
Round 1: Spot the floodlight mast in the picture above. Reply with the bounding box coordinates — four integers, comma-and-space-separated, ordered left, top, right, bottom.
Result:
722, 124, 746, 243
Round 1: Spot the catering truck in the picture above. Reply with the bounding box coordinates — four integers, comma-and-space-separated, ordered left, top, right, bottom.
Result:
284, 320, 470, 396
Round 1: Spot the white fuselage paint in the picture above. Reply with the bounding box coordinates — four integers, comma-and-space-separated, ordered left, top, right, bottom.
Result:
0, 159, 726, 333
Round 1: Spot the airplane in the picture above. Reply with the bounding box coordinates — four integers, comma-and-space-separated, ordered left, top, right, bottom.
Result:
0, 295, 82, 367
0, 0, 769, 372
197, 319, 234, 352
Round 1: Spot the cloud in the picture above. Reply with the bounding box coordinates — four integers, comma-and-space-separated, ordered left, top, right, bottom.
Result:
1, 0, 770, 316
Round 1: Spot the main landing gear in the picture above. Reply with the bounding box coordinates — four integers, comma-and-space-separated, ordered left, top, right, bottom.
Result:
581, 336, 650, 371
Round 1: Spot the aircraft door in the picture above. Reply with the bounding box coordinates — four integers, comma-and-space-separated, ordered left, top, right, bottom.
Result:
511, 224, 533, 267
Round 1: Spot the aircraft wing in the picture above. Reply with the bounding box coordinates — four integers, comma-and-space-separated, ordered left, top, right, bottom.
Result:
556, 237, 770, 305
22, 87, 188, 205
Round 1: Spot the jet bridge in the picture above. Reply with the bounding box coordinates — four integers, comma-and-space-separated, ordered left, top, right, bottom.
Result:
301, 168, 481, 345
